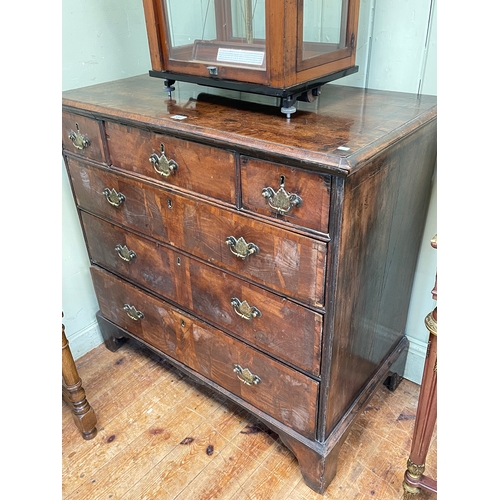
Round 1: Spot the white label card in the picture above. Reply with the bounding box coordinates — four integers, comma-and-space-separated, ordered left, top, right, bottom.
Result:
217, 48, 265, 66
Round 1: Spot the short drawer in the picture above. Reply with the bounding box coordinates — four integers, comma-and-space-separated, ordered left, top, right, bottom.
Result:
82, 212, 323, 376
91, 266, 319, 439
67, 158, 327, 307
241, 156, 331, 234
105, 121, 237, 204
62, 111, 106, 163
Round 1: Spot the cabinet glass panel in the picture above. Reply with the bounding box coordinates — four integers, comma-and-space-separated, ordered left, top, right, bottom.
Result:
165, 0, 266, 70
301, 0, 348, 62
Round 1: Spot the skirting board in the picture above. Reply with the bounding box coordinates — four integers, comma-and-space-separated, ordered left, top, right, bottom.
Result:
403, 336, 429, 385
66, 320, 104, 360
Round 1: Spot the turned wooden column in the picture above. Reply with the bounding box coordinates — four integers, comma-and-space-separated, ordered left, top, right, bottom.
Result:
62, 314, 97, 440
402, 236, 437, 498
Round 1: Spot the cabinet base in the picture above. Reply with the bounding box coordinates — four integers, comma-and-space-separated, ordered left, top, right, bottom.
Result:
96, 310, 408, 494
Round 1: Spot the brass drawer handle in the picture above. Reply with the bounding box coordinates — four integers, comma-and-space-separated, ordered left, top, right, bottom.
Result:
103, 188, 125, 207
230, 298, 261, 320
233, 364, 261, 386
123, 304, 144, 321
115, 244, 136, 262
149, 143, 178, 178
225, 236, 259, 259
68, 123, 90, 150
262, 176, 302, 215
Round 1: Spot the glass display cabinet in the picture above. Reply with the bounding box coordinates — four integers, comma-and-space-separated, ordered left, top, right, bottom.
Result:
142, 0, 360, 116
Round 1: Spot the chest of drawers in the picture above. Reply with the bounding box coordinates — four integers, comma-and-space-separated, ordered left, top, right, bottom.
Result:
62, 75, 437, 494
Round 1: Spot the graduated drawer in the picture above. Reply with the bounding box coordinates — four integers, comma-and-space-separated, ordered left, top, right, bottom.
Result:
241, 156, 331, 234
62, 111, 106, 163
82, 212, 322, 376
91, 266, 319, 439
67, 157, 327, 307
105, 121, 237, 204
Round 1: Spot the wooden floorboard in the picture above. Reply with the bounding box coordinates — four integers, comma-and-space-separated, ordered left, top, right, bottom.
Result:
62, 339, 437, 500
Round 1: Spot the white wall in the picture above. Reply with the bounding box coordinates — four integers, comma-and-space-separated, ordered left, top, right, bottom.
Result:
62, 0, 151, 358
62, 0, 437, 383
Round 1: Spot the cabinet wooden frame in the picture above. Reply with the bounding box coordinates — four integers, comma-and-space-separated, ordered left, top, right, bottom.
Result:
141, 0, 360, 92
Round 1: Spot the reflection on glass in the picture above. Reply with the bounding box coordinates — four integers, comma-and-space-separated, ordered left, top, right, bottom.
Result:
165, 0, 266, 69
302, 0, 348, 61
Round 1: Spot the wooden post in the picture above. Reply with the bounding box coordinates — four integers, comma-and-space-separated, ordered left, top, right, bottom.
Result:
62, 314, 97, 440
402, 235, 437, 498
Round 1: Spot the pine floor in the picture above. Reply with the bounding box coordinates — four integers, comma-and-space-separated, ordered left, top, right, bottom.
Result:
62, 338, 437, 500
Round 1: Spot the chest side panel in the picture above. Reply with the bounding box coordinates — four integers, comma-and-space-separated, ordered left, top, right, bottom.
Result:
323, 120, 437, 436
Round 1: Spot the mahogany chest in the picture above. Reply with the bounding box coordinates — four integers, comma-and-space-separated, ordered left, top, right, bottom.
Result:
62, 75, 437, 493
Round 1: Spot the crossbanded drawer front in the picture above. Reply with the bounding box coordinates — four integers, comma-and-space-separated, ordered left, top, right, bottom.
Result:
68, 158, 327, 307
105, 121, 237, 204
62, 111, 106, 163
82, 212, 323, 376
90, 266, 319, 439
241, 156, 331, 234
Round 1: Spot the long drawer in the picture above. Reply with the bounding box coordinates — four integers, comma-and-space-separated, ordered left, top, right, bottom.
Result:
90, 266, 319, 439
67, 157, 327, 307
82, 212, 323, 375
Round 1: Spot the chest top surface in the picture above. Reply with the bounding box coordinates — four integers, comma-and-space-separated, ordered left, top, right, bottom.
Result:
62, 74, 436, 175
